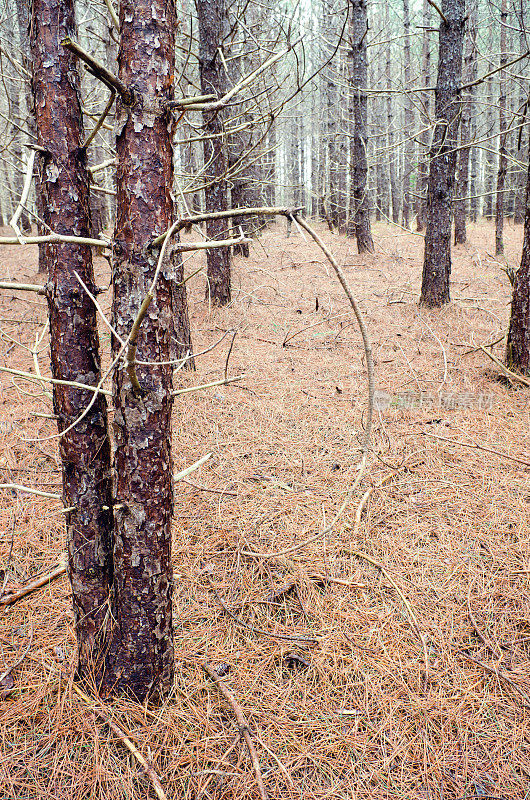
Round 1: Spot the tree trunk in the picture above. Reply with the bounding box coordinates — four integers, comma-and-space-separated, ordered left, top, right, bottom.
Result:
454, 0, 477, 245
322, 0, 340, 229
102, 0, 179, 700
30, 0, 114, 677
385, 3, 400, 225
198, 0, 231, 306
420, 0, 465, 307
16, 0, 46, 270
506, 134, 530, 374
495, 0, 508, 255
416, 0, 432, 231
348, 0, 374, 253
483, 73, 496, 219
514, 23, 527, 225
402, 0, 413, 229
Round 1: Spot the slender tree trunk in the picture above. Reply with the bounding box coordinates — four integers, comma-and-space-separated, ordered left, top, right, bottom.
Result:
348, 0, 374, 253
30, 0, 114, 677
416, 0, 432, 231
483, 73, 496, 219
198, 0, 231, 306
514, 24, 527, 224
402, 0, 413, 229
469, 129, 479, 222
420, 0, 465, 307
322, 0, 340, 228
495, 0, 508, 255
102, 0, 180, 700
454, 0, 477, 245
507, 134, 530, 374
16, 0, 46, 270
385, 3, 400, 225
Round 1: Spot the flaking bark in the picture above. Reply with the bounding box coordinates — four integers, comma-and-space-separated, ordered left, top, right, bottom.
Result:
30, 0, 114, 676
506, 134, 530, 375
420, 0, 465, 307
102, 0, 180, 700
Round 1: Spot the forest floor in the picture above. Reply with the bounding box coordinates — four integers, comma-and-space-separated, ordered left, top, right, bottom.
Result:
0, 218, 529, 800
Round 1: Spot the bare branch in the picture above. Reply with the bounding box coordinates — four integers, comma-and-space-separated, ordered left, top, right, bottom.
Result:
83, 91, 116, 149
0, 556, 67, 607
61, 38, 134, 104
0, 233, 110, 247
0, 483, 61, 500
0, 366, 112, 396
150, 206, 301, 247
102, 0, 119, 31
9, 150, 36, 241
0, 281, 45, 294
425, 0, 447, 25
171, 374, 245, 397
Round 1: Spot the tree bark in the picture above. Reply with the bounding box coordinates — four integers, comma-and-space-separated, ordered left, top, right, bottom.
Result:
402, 0, 413, 229
347, 0, 374, 253
385, 2, 400, 225
506, 134, 530, 374
454, 0, 477, 245
198, 0, 231, 306
420, 0, 465, 307
416, 0, 432, 231
30, 0, 114, 677
514, 23, 527, 225
102, 0, 179, 700
483, 73, 496, 219
495, 0, 508, 255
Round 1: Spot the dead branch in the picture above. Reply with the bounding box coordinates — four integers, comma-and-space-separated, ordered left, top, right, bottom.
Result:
292, 214, 374, 455
461, 49, 530, 92
83, 90, 116, 149
0, 233, 110, 247
425, 0, 448, 24
0, 366, 112, 396
479, 345, 530, 387
0, 281, 45, 294
9, 150, 36, 240
102, 0, 119, 31
171, 374, 245, 398
61, 38, 133, 104
0, 556, 67, 607
71, 684, 169, 800
207, 576, 320, 643
200, 662, 269, 800
150, 206, 301, 247
174, 453, 212, 482
168, 38, 302, 114
0, 483, 60, 499
419, 430, 530, 468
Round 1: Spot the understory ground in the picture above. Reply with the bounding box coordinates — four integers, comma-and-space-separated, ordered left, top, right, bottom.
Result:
1, 219, 529, 799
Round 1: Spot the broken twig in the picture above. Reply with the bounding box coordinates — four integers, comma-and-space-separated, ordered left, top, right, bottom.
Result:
201, 662, 269, 800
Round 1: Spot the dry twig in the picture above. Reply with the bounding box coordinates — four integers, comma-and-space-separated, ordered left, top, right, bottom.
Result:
201, 662, 269, 800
